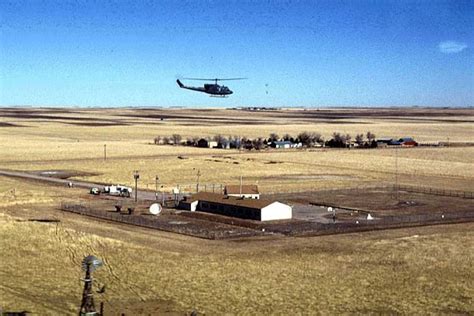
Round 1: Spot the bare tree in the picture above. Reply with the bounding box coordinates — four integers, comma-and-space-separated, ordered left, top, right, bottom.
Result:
297, 131, 322, 147
252, 137, 265, 150
212, 134, 227, 148
213, 134, 225, 144
345, 133, 352, 146
297, 131, 311, 146
332, 132, 343, 142
367, 131, 376, 143
283, 133, 292, 141
171, 134, 182, 145
310, 132, 323, 145
230, 135, 241, 149
162, 136, 170, 145
242, 137, 253, 150
269, 133, 279, 142
355, 133, 364, 145
326, 132, 347, 148
154, 136, 161, 145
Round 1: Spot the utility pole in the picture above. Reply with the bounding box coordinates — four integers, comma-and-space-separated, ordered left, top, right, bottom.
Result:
104, 144, 107, 161
196, 169, 201, 193
395, 147, 399, 201
239, 175, 243, 196
162, 185, 165, 206
133, 170, 140, 203
155, 176, 159, 201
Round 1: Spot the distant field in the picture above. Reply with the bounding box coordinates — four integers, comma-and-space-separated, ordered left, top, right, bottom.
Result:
1, 108, 473, 315
0, 177, 473, 315
0, 107, 473, 192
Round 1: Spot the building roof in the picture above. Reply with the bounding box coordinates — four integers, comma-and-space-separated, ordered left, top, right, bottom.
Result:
274, 141, 295, 145
225, 185, 259, 195
399, 137, 415, 142
188, 192, 277, 210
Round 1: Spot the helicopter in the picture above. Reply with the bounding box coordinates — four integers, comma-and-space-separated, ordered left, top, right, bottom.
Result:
176, 77, 246, 97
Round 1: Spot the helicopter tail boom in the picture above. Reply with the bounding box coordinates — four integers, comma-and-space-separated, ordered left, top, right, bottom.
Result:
176, 79, 206, 93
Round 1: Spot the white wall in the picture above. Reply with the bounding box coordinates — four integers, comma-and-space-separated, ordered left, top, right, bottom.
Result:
260, 202, 292, 221
227, 193, 260, 199
190, 201, 198, 212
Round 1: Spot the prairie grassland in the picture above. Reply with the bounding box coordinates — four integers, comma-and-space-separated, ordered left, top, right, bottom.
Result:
1, 108, 473, 192
1, 177, 473, 315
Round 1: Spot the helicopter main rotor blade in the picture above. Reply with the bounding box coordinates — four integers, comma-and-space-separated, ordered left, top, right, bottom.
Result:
182, 77, 247, 81
217, 78, 248, 81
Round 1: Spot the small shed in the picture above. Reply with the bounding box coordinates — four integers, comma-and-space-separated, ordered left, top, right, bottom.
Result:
224, 185, 260, 199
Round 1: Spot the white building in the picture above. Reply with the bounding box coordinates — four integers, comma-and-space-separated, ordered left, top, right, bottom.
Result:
178, 192, 292, 221
271, 141, 303, 149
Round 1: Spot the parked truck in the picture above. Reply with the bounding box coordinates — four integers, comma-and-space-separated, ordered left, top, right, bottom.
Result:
103, 185, 132, 198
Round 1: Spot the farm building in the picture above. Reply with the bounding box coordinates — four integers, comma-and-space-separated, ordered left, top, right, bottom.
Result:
224, 185, 260, 199
197, 138, 218, 148
270, 141, 302, 149
376, 137, 418, 147
377, 138, 401, 146
178, 192, 292, 221
399, 137, 418, 147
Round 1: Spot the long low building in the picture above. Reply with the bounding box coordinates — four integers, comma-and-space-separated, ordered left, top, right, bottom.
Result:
179, 192, 292, 221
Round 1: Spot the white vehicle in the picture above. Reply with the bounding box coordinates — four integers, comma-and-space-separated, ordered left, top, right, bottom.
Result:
104, 185, 132, 198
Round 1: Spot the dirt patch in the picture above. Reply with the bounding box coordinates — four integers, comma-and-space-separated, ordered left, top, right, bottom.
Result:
0, 122, 24, 127
65, 121, 130, 127
105, 298, 185, 315
270, 188, 474, 216
30, 170, 100, 179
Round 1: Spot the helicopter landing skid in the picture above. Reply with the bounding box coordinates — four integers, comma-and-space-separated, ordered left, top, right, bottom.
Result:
210, 95, 228, 98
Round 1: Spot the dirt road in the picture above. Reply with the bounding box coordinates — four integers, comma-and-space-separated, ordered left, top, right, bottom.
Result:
0, 169, 170, 201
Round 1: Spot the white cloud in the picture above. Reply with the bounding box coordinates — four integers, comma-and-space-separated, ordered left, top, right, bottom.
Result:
438, 41, 468, 54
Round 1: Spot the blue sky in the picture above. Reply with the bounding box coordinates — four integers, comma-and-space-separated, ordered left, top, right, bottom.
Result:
0, 0, 472, 107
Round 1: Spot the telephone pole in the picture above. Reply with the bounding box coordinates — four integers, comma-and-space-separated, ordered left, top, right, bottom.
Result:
395, 147, 399, 201
196, 169, 201, 193
155, 176, 159, 201
133, 170, 140, 202
103, 144, 107, 161
239, 175, 243, 196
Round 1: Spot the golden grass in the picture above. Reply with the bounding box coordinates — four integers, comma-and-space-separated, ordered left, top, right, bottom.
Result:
1, 108, 473, 193
1, 177, 473, 314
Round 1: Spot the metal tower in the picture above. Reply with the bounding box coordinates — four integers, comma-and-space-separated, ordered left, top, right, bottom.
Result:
79, 255, 103, 316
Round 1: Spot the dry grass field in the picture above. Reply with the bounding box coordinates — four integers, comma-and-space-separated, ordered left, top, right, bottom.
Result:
1, 107, 473, 314
0, 107, 473, 192
1, 177, 473, 315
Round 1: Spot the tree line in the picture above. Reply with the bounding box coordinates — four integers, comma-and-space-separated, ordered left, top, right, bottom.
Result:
154, 131, 377, 149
